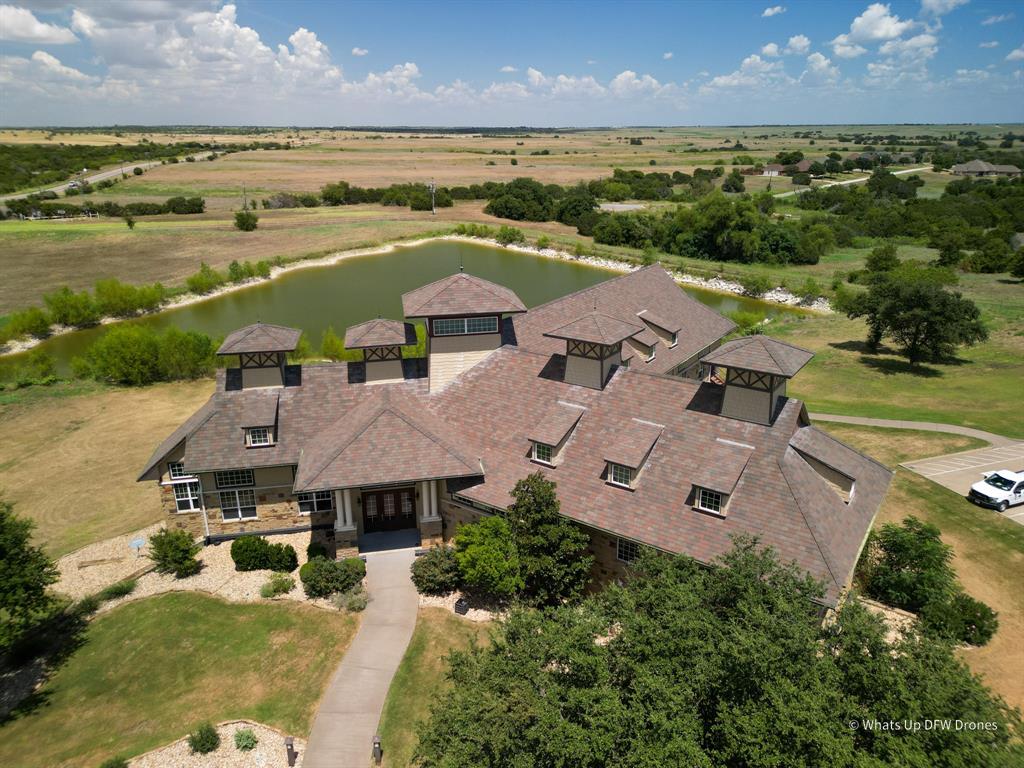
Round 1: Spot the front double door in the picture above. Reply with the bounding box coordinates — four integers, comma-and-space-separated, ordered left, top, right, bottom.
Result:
361, 487, 417, 533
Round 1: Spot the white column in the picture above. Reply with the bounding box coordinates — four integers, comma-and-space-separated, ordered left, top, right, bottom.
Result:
425, 479, 440, 521
419, 481, 430, 521
334, 489, 355, 531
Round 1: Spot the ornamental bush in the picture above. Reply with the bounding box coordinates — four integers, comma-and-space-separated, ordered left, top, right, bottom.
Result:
230, 536, 297, 572
187, 722, 220, 755
410, 546, 461, 595
921, 591, 999, 646
234, 727, 258, 751
267, 542, 298, 572
454, 516, 522, 600
300, 556, 365, 598
260, 572, 295, 598
148, 528, 201, 578
306, 541, 328, 560
97, 579, 136, 601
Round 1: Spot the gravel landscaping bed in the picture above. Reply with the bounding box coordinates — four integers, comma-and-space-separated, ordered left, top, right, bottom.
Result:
95, 531, 343, 613
130, 720, 304, 768
418, 590, 503, 623
55, 523, 163, 601
859, 596, 917, 644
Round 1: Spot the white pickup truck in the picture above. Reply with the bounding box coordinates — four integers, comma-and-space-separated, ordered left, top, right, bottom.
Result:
968, 469, 1024, 513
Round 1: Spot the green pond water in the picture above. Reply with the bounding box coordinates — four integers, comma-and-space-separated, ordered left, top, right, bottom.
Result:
5, 240, 802, 375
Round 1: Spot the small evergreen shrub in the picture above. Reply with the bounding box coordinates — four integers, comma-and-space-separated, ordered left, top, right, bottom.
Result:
231, 536, 298, 572
71, 594, 101, 617
306, 541, 328, 560
411, 546, 461, 595
267, 542, 298, 572
234, 210, 259, 231
148, 529, 201, 578
260, 572, 295, 598
300, 557, 365, 598
234, 727, 258, 751
187, 722, 220, 754
97, 579, 136, 601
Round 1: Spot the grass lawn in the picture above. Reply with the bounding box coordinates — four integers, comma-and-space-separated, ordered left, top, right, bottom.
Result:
378, 608, 492, 768
0, 379, 214, 556
770, 313, 1024, 439
0, 593, 358, 768
818, 423, 987, 468
819, 424, 1024, 712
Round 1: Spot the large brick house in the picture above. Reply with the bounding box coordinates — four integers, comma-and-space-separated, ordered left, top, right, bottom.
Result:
139, 265, 891, 608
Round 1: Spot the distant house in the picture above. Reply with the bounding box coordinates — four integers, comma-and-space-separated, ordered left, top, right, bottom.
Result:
950, 159, 1022, 178
762, 164, 784, 177
793, 159, 815, 174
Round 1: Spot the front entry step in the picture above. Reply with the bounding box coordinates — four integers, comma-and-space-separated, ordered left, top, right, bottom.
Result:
358, 528, 422, 553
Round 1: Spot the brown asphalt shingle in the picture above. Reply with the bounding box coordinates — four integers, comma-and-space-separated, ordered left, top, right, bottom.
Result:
701, 336, 814, 377
543, 312, 644, 345
527, 401, 586, 447
344, 318, 417, 348
401, 272, 527, 318
217, 323, 302, 355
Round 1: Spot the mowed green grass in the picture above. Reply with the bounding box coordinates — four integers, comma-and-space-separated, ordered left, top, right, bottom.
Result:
378, 608, 492, 768
772, 314, 1024, 438
0, 593, 358, 768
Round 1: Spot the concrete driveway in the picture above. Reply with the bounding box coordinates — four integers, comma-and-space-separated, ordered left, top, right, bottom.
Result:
902, 443, 1024, 525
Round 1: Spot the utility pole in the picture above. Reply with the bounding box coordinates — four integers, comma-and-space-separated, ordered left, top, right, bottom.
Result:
429, 179, 436, 215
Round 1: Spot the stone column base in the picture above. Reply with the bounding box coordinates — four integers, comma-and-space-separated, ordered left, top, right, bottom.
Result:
419, 517, 443, 547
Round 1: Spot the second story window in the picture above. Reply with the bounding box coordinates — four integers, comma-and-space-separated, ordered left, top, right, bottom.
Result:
216, 469, 254, 489
168, 461, 191, 480
607, 462, 633, 489
696, 487, 724, 515
433, 316, 498, 336
246, 427, 273, 447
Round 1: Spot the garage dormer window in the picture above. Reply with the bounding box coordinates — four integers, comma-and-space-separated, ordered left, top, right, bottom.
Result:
246, 426, 274, 447
695, 487, 725, 515
607, 462, 634, 489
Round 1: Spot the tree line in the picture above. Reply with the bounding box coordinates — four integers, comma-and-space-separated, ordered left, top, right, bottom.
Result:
2, 195, 205, 220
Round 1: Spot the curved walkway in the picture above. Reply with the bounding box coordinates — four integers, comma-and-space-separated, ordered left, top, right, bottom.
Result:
809, 412, 1016, 447
304, 547, 418, 768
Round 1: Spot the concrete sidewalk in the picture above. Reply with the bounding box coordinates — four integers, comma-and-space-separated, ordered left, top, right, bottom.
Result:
303, 547, 418, 768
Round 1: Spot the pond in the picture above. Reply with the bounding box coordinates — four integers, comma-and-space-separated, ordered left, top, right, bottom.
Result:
5, 240, 803, 375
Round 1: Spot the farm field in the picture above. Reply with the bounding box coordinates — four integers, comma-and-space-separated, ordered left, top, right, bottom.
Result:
0, 593, 358, 768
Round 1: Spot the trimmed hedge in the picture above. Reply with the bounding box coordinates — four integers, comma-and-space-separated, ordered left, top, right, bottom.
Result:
410, 546, 461, 595
230, 535, 298, 572
299, 557, 366, 599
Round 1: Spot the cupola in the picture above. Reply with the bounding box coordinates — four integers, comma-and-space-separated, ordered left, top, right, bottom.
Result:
344, 318, 417, 384
217, 322, 302, 390
543, 312, 642, 389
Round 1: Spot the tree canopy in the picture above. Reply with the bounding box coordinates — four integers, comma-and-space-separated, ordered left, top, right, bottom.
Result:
415, 540, 1023, 767
0, 500, 59, 652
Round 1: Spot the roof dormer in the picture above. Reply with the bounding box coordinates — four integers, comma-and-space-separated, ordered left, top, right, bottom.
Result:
527, 401, 585, 466
689, 438, 754, 516
543, 312, 641, 389
602, 418, 663, 490
700, 336, 813, 426
239, 391, 279, 448
636, 309, 682, 348
218, 322, 301, 390
344, 318, 417, 385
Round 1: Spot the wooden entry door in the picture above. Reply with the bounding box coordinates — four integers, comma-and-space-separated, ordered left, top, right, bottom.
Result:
362, 487, 416, 533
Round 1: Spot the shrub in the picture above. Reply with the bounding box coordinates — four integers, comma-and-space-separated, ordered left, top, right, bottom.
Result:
260, 572, 295, 598
187, 722, 220, 755
738, 273, 772, 298
185, 262, 225, 295
796, 277, 821, 302
71, 594, 101, 617
495, 225, 526, 246
268, 542, 299, 572
231, 535, 268, 571
234, 210, 259, 231
300, 556, 365, 598
858, 516, 955, 613
97, 579, 136, 601
99, 759, 128, 768
132, 166, 143, 176
5, 307, 51, 339
410, 546, 461, 595
921, 592, 999, 646
332, 584, 368, 612
81, 325, 161, 386
149, 528, 201, 578
44, 286, 100, 327
234, 727, 258, 751
306, 541, 328, 560
535, 235, 551, 250
454, 516, 522, 600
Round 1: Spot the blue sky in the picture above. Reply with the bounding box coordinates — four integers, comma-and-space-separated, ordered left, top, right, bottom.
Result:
1, 0, 1022, 125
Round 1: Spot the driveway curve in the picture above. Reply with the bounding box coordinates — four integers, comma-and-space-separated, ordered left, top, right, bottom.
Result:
304, 547, 418, 768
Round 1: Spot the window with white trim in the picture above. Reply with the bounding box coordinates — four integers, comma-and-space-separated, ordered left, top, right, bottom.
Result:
533, 442, 553, 465
168, 461, 191, 480
298, 490, 334, 515
220, 489, 257, 521
616, 537, 640, 564
246, 427, 273, 447
607, 462, 633, 488
216, 469, 254, 488
432, 316, 498, 336
173, 481, 202, 512
669, 332, 678, 348
696, 487, 724, 515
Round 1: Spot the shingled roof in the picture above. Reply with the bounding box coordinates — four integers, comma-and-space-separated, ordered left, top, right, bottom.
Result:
543, 312, 644, 345
510, 265, 735, 375
701, 336, 813, 378
217, 323, 302, 355
344, 318, 417, 348
401, 272, 527, 318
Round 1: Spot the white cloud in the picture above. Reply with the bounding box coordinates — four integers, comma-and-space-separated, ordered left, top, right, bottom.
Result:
1007, 45, 1024, 62
762, 5, 786, 17
979, 41, 998, 48
30, 49, 93, 81
586, 59, 597, 65
920, 0, 969, 16
663, 51, 673, 60
0, 4, 77, 43
785, 34, 811, 54
351, 47, 368, 56
981, 13, 1013, 25
703, 53, 791, 91
761, 42, 780, 56
499, 64, 517, 72
610, 69, 663, 96
831, 3, 917, 58
879, 33, 938, 62
526, 66, 549, 88
954, 68, 989, 81
801, 51, 840, 84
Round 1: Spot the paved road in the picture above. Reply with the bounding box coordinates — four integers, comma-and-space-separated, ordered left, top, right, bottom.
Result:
774, 166, 932, 198
304, 546, 418, 768
808, 412, 1017, 447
